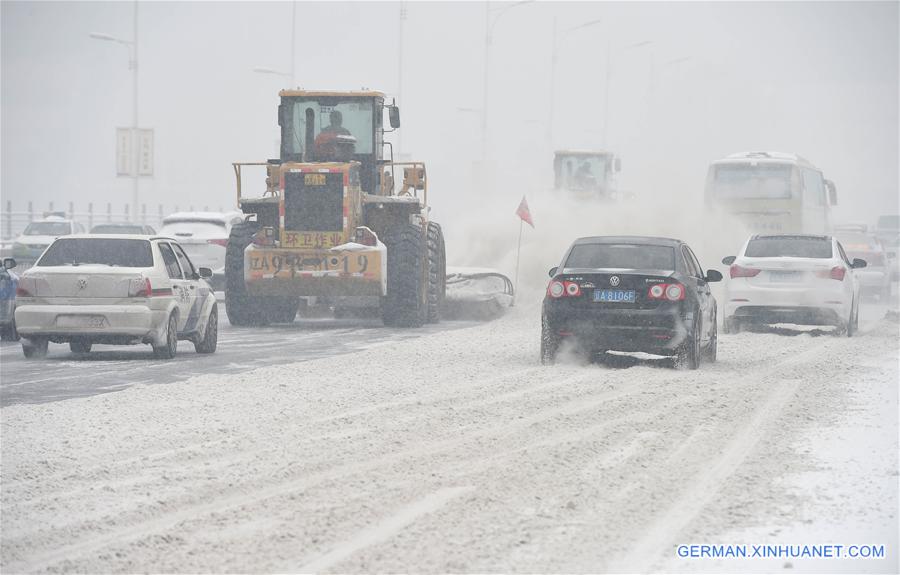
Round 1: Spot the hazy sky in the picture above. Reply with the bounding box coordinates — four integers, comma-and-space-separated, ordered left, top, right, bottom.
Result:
2, 1, 898, 234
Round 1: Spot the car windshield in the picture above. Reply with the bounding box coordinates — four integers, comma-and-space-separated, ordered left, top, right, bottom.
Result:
37, 238, 153, 267
23, 221, 70, 236
565, 244, 676, 270
745, 237, 833, 258
712, 163, 793, 199
91, 224, 145, 234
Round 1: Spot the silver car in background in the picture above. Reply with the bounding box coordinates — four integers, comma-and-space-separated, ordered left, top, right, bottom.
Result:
835, 231, 892, 300
157, 212, 244, 291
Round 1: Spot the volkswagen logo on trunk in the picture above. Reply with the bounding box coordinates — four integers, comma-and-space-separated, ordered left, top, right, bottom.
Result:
609, 276, 620, 287
77, 278, 88, 290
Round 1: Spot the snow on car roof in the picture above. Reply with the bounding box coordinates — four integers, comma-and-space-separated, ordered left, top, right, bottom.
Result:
574, 235, 682, 246
162, 211, 243, 223
60, 233, 155, 239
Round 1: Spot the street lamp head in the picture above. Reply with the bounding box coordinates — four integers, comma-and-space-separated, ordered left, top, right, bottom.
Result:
89, 32, 132, 45
253, 67, 290, 77
627, 40, 653, 49
567, 18, 603, 33
89, 32, 117, 42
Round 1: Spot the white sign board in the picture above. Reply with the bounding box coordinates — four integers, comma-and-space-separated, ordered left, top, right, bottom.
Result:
116, 128, 154, 177
138, 129, 153, 176
116, 128, 132, 176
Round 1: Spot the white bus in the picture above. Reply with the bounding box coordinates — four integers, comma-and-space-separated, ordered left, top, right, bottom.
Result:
704, 151, 837, 234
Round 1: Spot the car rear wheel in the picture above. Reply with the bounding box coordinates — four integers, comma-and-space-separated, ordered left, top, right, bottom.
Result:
195, 305, 218, 354
540, 320, 559, 365
702, 314, 718, 362
153, 313, 178, 359
845, 299, 858, 338
69, 339, 92, 354
676, 317, 701, 370
22, 337, 48, 359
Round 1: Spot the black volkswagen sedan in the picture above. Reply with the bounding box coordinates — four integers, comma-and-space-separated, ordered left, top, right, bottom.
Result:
541, 236, 722, 369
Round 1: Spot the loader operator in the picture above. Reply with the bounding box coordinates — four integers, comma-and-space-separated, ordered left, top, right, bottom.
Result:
314, 110, 356, 161
322, 110, 352, 136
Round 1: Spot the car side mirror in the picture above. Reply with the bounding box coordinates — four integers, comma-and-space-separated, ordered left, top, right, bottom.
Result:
705, 269, 723, 282
198, 267, 213, 279
721, 256, 736, 265
851, 258, 867, 269
548, 266, 558, 277
389, 105, 400, 129
2, 258, 16, 270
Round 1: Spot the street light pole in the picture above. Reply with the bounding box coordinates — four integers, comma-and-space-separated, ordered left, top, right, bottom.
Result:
482, 0, 533, 166
398, 1, 407, 160
290, 0, 296, 87
602, 39, 652, 148
132, 1, 139, 222
89, 0, 140, 221
547, 18, 603, 150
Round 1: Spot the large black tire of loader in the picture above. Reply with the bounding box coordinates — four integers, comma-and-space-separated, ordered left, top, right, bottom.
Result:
382, 223, 427, 328
425, 221, 446, 323
225, 220, 268, 326
266, 297, 300, 324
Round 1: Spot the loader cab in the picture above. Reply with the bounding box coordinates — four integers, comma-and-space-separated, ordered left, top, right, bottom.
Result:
553, 150, 620, 200
278, 90, 398, 195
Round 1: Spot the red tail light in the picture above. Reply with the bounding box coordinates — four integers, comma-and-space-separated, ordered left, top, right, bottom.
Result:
730, 264, 761, 278
547, 280, 565, 298
547, 280, 582, 298
15, 286, 31, 297
816, 266, 846, 281
647, 283, 686, 301
207, 238, 229, 247
129, 277, 152, 297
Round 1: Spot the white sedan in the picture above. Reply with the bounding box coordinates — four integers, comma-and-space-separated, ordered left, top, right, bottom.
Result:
721, 234, 865, 335
14, 234, 218, 358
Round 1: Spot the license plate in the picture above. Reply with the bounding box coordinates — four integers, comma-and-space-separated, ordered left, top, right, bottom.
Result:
248, 250, 380, 280
57, 315, 106, 328
769, 271, 801, 282
594, 289, 636, 303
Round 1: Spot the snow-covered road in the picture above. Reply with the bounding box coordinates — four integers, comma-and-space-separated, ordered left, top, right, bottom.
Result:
1, 301, 897, 573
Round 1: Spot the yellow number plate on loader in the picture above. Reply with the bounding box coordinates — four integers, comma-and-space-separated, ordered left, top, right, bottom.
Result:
248, 250, 380, 280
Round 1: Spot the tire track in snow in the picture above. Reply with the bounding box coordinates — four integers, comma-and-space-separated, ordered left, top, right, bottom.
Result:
3, 374, 644, 572
607, 337, 839, 572
294, 486, 475, 573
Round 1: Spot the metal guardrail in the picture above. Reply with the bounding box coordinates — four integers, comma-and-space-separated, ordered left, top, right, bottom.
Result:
0, 200, 226, 241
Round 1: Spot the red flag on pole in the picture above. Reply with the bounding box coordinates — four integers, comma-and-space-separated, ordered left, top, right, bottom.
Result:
515, 195, 534, 228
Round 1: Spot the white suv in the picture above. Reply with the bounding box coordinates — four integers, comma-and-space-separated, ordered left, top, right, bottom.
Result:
722, 234, 865, 335
14, 235, 218, 358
